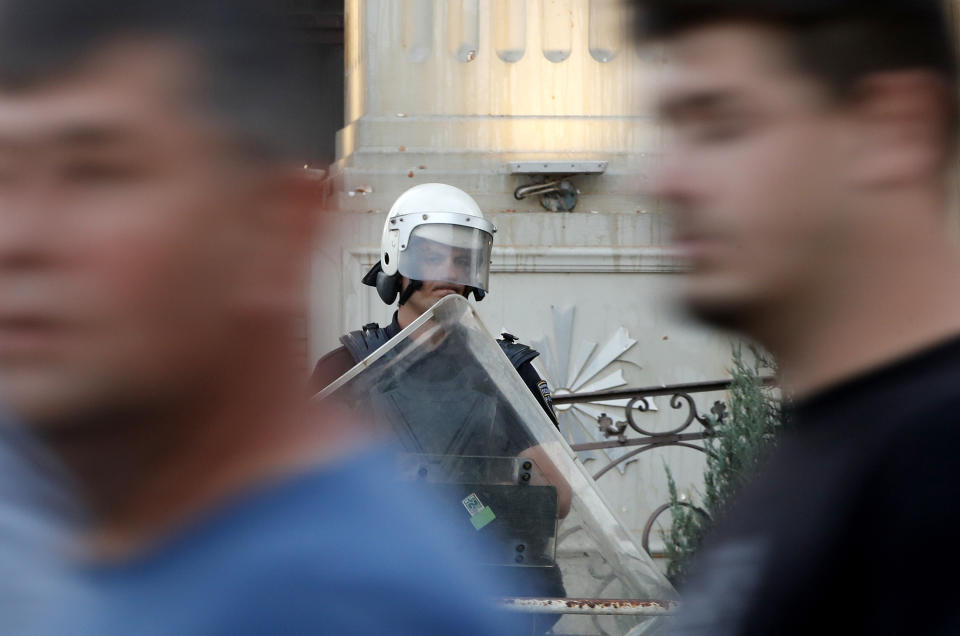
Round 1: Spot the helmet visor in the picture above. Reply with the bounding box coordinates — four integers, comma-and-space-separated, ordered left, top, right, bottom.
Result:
398, 224, 493, 291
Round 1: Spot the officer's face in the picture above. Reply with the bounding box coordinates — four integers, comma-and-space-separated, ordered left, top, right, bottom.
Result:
401, 242, 471, 316
401, 276, 468, 318
652, 23, 853, 330
416, 241, 471, 283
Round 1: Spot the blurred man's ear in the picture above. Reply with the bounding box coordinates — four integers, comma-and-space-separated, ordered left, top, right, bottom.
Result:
846, 71, 952, 188
240, 167, 326, 318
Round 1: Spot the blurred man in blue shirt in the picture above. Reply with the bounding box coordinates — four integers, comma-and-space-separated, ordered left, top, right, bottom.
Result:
0, 2, 523, 633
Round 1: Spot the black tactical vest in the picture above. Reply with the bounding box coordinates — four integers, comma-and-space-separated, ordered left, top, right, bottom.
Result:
339, 323, 539, 372
338, 321, 566, 602
338, 322, 541, 457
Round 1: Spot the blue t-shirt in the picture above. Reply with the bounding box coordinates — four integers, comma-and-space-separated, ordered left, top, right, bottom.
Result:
52, 447, 527, 635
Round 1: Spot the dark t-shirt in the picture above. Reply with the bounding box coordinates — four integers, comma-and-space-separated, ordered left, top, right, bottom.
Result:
668, 335, 960, 635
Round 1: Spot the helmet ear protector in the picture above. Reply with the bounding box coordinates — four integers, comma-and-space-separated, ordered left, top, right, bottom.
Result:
363, 262, 400, 304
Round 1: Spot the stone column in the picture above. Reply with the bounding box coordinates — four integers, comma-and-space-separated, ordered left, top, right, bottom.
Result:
336, 0, 660, 215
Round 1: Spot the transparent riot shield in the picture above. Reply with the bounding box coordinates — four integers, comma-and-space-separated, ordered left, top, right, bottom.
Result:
319, 296, 676, 635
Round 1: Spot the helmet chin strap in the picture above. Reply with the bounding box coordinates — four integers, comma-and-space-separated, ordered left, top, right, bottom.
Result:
397, 279, 423, 306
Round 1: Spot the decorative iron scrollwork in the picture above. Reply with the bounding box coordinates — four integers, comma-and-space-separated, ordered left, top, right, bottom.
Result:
554, 377, 772, 562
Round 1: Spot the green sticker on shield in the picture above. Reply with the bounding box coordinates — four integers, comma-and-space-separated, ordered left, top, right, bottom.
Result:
462, 493, 496, 531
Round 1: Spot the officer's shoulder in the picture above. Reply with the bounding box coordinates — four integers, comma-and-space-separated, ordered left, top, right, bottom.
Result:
497, 332, 540, 368
339, 322, 393, 360
311, 346, 355, 390
316, 345, 352, 366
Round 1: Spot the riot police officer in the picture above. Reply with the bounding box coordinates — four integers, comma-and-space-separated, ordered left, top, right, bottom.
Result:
314, 184, 568, 611
311, 183, 558, 427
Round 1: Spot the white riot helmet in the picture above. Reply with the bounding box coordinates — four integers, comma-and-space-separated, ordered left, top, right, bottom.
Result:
362, 183, 496, 305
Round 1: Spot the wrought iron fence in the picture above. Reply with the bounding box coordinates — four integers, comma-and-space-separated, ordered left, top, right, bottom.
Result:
553, 378, 774, 557
504, 379, 782, 631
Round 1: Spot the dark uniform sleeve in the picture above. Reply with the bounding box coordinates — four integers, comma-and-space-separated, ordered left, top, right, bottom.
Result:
310, 346, 356, 392
516, 361, 560, 429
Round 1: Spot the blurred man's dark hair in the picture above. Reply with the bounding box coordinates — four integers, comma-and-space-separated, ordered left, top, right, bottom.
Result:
633, 2, 960, 634
0, 0, 320, 161
635, 0, 958, 138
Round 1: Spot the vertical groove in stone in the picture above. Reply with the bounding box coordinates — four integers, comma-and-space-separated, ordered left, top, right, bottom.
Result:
588, 0, 622, 63
402, 0, 433, 63
448, 0, 480, 63
494, 0, 527, 63
541, 0, 573, 63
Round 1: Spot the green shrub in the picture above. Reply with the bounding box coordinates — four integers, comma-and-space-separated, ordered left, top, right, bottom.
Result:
662, 344, 780, 586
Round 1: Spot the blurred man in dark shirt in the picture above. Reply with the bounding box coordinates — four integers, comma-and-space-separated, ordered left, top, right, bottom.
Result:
634, 0, 960, 634
0, 2, 522, 633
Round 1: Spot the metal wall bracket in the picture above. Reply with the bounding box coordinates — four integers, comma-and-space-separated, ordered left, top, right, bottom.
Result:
509, 160, 608, 212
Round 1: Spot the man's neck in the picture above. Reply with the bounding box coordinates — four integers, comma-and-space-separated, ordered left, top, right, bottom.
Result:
759, 200, 960, 400
397, 303, 420, 329
47, 348, 368, 560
